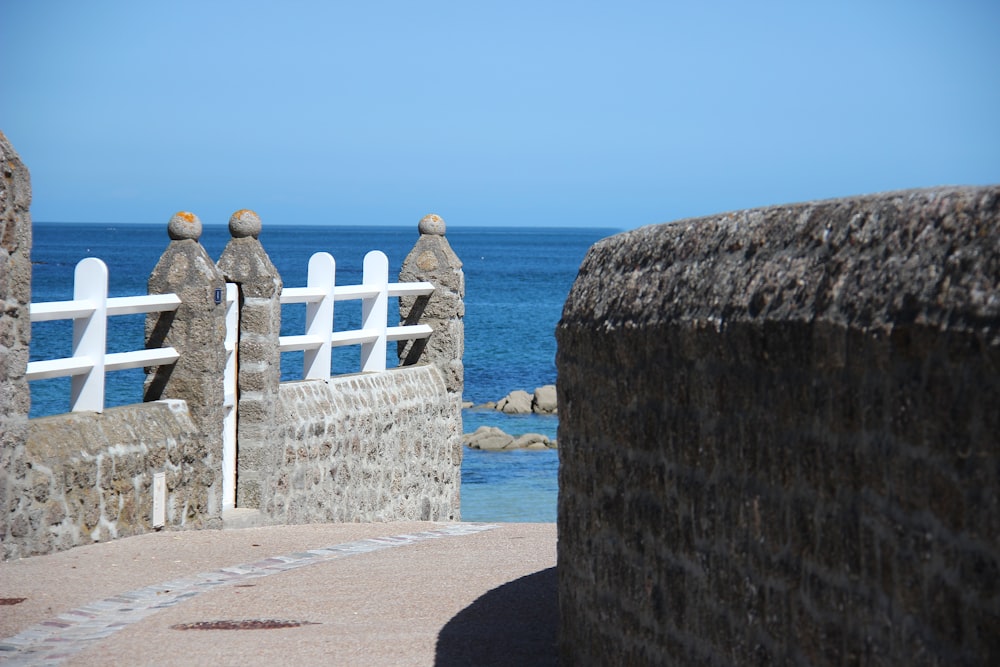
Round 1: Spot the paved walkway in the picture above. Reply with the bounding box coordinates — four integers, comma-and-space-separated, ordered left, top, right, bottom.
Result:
0, 522, 558, 666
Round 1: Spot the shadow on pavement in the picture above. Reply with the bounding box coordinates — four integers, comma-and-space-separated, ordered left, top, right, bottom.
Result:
435, 567, 558, 666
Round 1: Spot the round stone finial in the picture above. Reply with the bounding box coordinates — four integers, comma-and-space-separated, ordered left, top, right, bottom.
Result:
168, 211, 202, 240
229, 209, 262, 239
418, 213, 446, 236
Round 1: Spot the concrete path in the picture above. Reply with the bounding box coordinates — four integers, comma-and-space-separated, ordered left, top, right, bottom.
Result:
0, 522, 557, 666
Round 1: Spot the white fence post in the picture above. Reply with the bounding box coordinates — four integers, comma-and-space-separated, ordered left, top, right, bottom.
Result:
303, 252, 336, 380
360, 250, 389, 373
222, 282, 239, 511
70, 258, 109, 412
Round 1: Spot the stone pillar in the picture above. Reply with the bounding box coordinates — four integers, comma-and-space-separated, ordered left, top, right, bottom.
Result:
0, 131, 33, 560
145, 212, 226, 518
216, 209, 282, 509
145, 213, 227, 428
398, 214, 465, 397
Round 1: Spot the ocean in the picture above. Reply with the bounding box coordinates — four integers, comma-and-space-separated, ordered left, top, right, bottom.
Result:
27, 222, 618, 523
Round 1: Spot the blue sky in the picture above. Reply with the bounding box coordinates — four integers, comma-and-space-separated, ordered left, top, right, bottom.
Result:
2, 1, 998, 228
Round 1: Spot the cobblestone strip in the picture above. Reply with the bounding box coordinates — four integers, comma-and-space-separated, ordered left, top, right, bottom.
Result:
0, 523, 498, 666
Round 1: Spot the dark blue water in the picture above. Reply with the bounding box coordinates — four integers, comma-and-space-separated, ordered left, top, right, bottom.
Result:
28, 222, 617, 522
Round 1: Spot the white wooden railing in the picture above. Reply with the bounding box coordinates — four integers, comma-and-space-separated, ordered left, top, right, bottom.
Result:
279, 250, 434, 378
26, 257, 181, 413
26, 250, 435, 416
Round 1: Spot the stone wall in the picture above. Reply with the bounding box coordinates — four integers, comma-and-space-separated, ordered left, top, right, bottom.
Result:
0, 132, 33, 561
6, 360, 460, 558
9, 400, 213, 559
2, 186, 464, 558
263, 366, 462, 523
557, 187, 1000, 665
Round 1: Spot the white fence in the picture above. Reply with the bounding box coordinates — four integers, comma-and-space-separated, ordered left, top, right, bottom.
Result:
279, 250, 434, 377
26, 257, 181, 413
27, 251, 435, 414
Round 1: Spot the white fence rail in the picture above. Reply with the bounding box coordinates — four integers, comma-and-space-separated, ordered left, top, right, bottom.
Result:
26, 250, 435, 415
279, 250, 434, 378
25, 257, 181, 413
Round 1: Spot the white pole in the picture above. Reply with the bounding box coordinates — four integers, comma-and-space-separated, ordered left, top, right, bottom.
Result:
303, 252, 336, 380
222, 282, 239, 511
360, 251, 389, 373
70, 258, 108, 412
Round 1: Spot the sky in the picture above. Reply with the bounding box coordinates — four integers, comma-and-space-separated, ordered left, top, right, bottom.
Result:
1, 1, 998, 229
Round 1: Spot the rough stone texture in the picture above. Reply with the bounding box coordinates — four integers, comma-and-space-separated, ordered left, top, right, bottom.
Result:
557, 187, 1000, 665
0, 131, 32, 561
144, 216, 225, 524
263, 366, 462, 523
8, 400, 210, 559
216, 210, 283, 509
398, 214, 465, 397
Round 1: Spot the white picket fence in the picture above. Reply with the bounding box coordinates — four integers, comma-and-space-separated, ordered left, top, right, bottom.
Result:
26, 251, 435, 414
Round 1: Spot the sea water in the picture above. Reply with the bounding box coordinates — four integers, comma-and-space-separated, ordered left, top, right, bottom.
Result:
28, 222, 618, 522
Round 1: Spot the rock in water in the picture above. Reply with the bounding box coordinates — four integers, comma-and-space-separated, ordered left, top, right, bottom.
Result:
513, 433, 555, 450
532, 385, 557, 414
496, 390, 533, 414
464, 426, 515, 450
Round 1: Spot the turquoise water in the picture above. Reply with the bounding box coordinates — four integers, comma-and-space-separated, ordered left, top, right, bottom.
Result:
460, 408, 560, 522
461, 447, 559, 523
28, 222, 617, 522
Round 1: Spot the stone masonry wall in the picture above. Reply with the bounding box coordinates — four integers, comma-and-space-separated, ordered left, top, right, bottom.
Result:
263, 366, 462, 524
11, 400, 212, 559
557, 187, 1000, 665
0, 132, 33, 561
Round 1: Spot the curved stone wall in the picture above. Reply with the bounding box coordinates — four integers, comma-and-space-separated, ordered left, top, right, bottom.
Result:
556, 187, 1000, 664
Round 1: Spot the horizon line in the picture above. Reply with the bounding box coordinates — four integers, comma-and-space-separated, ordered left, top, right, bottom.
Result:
32, 220, 626, 232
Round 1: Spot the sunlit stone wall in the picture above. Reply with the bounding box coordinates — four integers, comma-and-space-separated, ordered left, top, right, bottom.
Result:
0, 131, 34, 560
